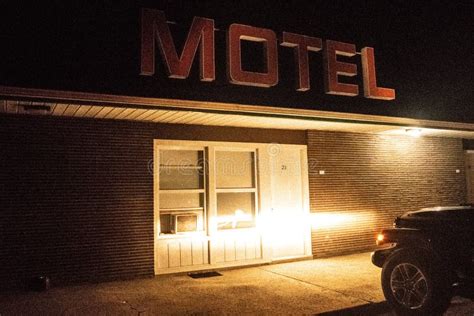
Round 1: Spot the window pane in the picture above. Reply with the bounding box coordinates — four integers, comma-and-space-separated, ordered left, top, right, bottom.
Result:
217, 192, 255, 230
160, 214, 174, 234
159, 193, 203, 210
159, 168, 203, 189
216, 151, 255, 188
160, 150, 202, 166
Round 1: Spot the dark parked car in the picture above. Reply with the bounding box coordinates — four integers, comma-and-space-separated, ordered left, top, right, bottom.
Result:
372, 205, 474, 315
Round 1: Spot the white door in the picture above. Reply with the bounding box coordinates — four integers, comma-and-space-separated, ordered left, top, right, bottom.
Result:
467, 152, 474, 203
270, 147, 311, 260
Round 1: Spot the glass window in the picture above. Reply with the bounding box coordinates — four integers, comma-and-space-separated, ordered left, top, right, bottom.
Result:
158, 149, 205, 235
216, 151, 255, 188
159, 150, 204, 190
215, 150, 257, 230
216, 192, 255, 229
160, 150, 202, 166
157, 147, 258, 234
159, 168, 203, 190
159, 193, 203, 210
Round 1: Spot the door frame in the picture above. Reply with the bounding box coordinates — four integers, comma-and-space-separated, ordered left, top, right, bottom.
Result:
269, 146, 312, 261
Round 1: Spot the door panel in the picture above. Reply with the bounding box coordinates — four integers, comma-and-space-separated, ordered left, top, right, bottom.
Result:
270, 147, 310, 259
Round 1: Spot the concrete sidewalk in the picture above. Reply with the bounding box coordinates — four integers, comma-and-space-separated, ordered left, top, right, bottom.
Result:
0, 252, 472, 315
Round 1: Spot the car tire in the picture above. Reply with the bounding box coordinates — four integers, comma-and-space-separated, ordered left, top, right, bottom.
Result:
381, 250, 452, 315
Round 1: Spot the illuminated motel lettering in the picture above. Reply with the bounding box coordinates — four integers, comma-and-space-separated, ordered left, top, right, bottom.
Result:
140, 9, 215, 81
323, 40, 359, 96
227, 24, 278, 87
280, 32, 322, 91
361, 47, 396, 100
140, 8, 395, 100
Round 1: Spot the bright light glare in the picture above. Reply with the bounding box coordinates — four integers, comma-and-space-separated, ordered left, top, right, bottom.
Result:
257, 209, 309, 240
217, 209, 252, 229
310, 213, 356, 229
405, 128, 422, 137
376, 233, 386, 245
309, 212, 376, 230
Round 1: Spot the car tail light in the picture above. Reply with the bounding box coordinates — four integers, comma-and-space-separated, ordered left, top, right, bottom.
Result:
376, 233, 385, 245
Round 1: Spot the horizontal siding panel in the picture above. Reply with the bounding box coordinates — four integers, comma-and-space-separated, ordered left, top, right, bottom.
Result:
307, 131, 466, 257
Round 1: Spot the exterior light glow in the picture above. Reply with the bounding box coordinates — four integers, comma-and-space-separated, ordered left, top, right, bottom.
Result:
310, 212, 376, 230
310, 213, 356, 229
405, 128, 422, 137
376, 233, 385, 245
217, 209, 252, 229
256, 210, 309, 242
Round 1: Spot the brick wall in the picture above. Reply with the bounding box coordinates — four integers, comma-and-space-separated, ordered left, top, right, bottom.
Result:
0, 112, 467, 285
0, 113, 305, 288
307, 131, 466, 257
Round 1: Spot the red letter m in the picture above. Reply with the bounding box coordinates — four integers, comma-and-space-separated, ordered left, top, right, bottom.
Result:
140, 9, 215, 81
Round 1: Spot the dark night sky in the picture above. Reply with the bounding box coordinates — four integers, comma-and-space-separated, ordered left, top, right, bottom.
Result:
0, 1, 472, 123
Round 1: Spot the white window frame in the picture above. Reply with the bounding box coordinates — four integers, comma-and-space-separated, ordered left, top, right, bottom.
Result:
214, 147, 259, 232
154, 140, 263, 239
155, 144, 207, 238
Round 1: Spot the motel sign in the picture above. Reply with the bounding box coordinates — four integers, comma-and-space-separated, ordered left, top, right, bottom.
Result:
140, 9, 395, 100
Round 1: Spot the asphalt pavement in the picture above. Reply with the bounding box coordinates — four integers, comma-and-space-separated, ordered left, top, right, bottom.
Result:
0, 252, 473, 315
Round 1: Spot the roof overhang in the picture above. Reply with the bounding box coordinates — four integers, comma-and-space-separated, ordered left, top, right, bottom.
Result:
1, 86, 473, 139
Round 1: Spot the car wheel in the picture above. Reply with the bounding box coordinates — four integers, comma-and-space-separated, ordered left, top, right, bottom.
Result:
381, 250, 452, 315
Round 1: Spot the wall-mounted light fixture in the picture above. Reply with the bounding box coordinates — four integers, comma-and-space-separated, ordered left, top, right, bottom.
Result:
405, 128, 422, 137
